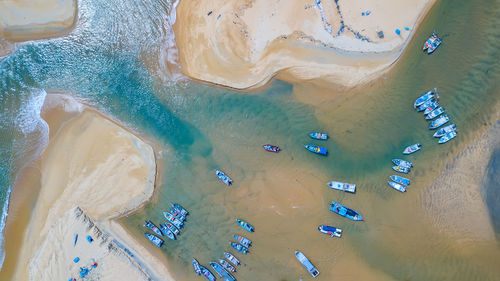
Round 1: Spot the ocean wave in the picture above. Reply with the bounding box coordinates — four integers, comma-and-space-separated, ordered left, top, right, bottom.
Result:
0, 187, 11, 270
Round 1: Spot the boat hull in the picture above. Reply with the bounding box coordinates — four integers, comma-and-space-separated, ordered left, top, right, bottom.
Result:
295, 251, 320, 278
327, 181, 356, 193
215, 169, 233, 185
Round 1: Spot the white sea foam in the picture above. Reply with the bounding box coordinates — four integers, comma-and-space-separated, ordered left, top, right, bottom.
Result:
0, 187, 11, 269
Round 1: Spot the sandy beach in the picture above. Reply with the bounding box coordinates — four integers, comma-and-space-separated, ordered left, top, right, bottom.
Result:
174, 0, 437, 89
1, 94, 175, 281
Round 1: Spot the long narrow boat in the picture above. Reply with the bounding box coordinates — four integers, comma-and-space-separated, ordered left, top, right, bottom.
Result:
439, 131, 457, 144
392, 159, 412, 169
403, 143, 421, 154
390, 175, 410, 186
417, 98, 437, 112
219, 259, 236, 273
329, 201, 363, 221
210, 262, 236, 281
231, 242, 249, 254
414, 89, 435, 108
295, 251, 320, 278
423, 100, 439, 115
199, 265, 216, 281
327, 181, 356, 193
388, 181, 406, 192
159, 224, 176, 240
433, 124, 456, 137
392, 165, 410, 174
171, 203, 189, 217
309, 132, 328, 140
224, 252, 240, 266
304, 145, 327, 156
192, 258, 202, 275
163, 212, 184, 229
168, 208, 186, 222
214, 169, 233, 185
423, 32, 442, 54
236, 219, 254, 232
144, 220, 163, 237
144, 233, 163, 247
429, 114, 449, 129
165, 222, 180, 236
426, 107, 445, 120
317, 225, 342, 238
263, 144, 280, 152
233, 234, 252, 247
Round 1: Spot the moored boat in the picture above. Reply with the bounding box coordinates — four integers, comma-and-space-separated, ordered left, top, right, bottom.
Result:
159, 224, 176, 240
392, 159, 412, 168
168, 208, 186, 222
199, 265, 216, 281
192, 258, 202, 275
165, 222, 180, 236
414, 89, 435, 108
163, 212, 184, 229
231, 242, 249, 254
210, 262, 236, 281
236, 219, 254, 232
304, 144, 327, 156
403, 143, 421, 154
329, 201, 363, 221
426, 107, 445, 120
224, 252, 240, 266
327, 181, 356, 193
233, 234, 252, 247
215, 169, 233, 185
429, 114, 449, 129
144, 220, 163, 237
309, 132, 328, 140
263, 144, 280, 152
423, 32, 442, 54
433, 124, 456, 137
144, 233, 163, 247
392, 165, 410, 174
388, 181, 406, 192
423, 100, 440, 115
439, 131, 457, 144
317, 225, 342, 238
417, 98, 437, 112
171, 203, 189, 217
390, 175, 410, 186
295, 251, 320, 278
219, 259, 236, 273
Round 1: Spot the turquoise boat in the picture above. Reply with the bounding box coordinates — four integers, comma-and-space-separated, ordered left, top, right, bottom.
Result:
199, 265, 216, 281
429, 114, 449, 129
233, 234, 252, 247
390, 175, 410, 186
329, 201, 363, 221
304, 145, 327, 155
309, 132, 328, 140
219, 259, 236, 273
414, 89, 435, 108
215, 169, 233, 185
144, 233, 163, 247
192, 258, 202, 275
417, 98, 437, 112
423, 100, 440, 115
402, 143, 421, 154
295, 251, 320, 278
236, 219, 254, 232
392, 165, 410, 174
439, 131, 457, 144
159, 224, 176, 240
426, 107, 445, 119
210, 262, 235, 281
231, 242, 249, 254
392, 159, 412, 169
423, 31, 442, 54
144, 220, 162, 237
434, 124, 456, 137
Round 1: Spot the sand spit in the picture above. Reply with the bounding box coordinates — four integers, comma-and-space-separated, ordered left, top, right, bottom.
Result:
8, 94, 175, 281
174, 0, 437, 90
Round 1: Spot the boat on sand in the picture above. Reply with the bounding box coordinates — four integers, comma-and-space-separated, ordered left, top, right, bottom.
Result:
317, 225, 342, 238
236, 219, 254, 232
329, 201, 363, 221
439, 131, 457, 144
219, 259, 236, 273
327, 181, 356, 193
215, 169, 233, 185
295, 251, 320, 278
210, 262, 236, 281
403, 143, 421, 154
144, 233, 163, 247
231, 242, 249, 254
192, 258, 202, 275
224, 252, 240, 266
233, 234, 252, 247
388, 181, 406, 192
199, 265, 216, 281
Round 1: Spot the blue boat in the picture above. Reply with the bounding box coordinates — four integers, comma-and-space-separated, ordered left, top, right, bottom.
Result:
429, 114, 449, 129
392, 159, 412, 169
210, 262, 236, 281
236, 219, 254, 232
392, 165, 410, 174
423, 32, 442, 54
423, 100, 439, 115
159, 224, 176, 240
433, 124, 456, 137
417, 98, 437, 112
390, 175, 410, 186
295, 251, 320, 278
163, 212, 184, 229
219, 259, 236, 273
233, 234, 252, 247
309, 132, 328, 140
144, 233, 163, 247
192, 258, 202, 275
403, 143, 421, 154
414, 89, 435, 108
304, 145, 327, 156
171, 203, 189, 217
199, 265, 216, 281
388, 181, 406, 192
317, 225, 342, 238
144, 220, 162, 237
426, 107, 445, 120
231, 242, 249, 254
439, 131, 457, 144
215, 169, 233, 185
224, 252, 240, 266
329, 201, 363, 221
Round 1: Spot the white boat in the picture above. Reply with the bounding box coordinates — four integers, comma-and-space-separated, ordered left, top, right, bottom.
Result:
429, 114, 449, 129
426, 107, 445, 120
433, 124, 456, 137
403, 143, 421, 154
327, 181, 356, 193
295, 251, 319, 278
414, 90, 435, 108
392, 159, 412, 169
439, 131, 457, 144
388, 181, 406, 192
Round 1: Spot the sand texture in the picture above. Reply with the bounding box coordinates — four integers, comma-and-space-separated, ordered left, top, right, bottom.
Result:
174, 0, 436, 89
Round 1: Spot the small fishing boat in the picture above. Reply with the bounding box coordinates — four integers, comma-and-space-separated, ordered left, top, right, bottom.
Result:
423, 100, 440, 115
199, 265, 216, 281
159, 224, 176, 240
224, 252, 240, 266
309, 132, 328, 140
233, 234, 252, 247
388, 181, 406, 192
165, 222, 180, 236
392, 159, 412, 168
263, 144, 280, 152
414, 89, 435, 108
214, 169, 233, 185
417, 98, 437, 112
403, 143, 421, 154
295, 251, 320, 278
390, 175, 410, 186
433, 124, 456, 137
210, 262, 236, 281
392, 165, 410, 174
329, 201, 363, 221
168, 208, 186, 222
429, 114, 449, 129
423, 31, 442, 54
192, 258, 202, 275
304, 145, 327, 156
426, 107, 445, 120
236, 219, 254, 232
163, 212, 184, 229
439, 131, 457, 144
144, 233, 163, 247
219, 259, 236, 273
317, 225, 342, 238
171, 203, 189, 217
144, 220, 163, 237
231, 242, 249, 254
327, 181, 356, 193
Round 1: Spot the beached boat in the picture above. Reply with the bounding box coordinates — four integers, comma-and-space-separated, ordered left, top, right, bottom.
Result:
233, 234, 252, 247
171, 203, 189, 217
392, 165, 410, 174
144, 220, 163, 237
165, 222, 180, 236
429, 114, 449, 129
426, 107, 445, 120
159, 224, 176, 240
192, 258, 202, 275
388, 181, 406, 192
423, 100, 440, 115
163, 212, 184, 229
423, 32, 442, 54
403, 143, 421, 154
144, 233, 163, 247
215, 169, 233, 185
236, 219, 254, 232
390, 175, 410, 186
224, 252, 240, 266
231, 242, 249, 254
439, 131, 457, 144
304, 145, 327, 156
392, 159, 412, 168
210, 262, 236, 281
414, 89, 435, 108
199, 265, 216, 281
295, 251, 320, 278
327, 181, 356, 193
433, 124, 456, 137
263, 144, 280, 152
309, 132, 328, 140
219, 259, 236, 273
329, 201, 363, 221
417, 98, 437, 112
317, 225, 342, 238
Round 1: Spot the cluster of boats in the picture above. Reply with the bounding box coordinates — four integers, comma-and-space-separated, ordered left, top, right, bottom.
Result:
392, 158, 413, 174
304, 132, 328, 156
388, 175, 410, 193
143, 203, 188, 247
414, 88, 457, 144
